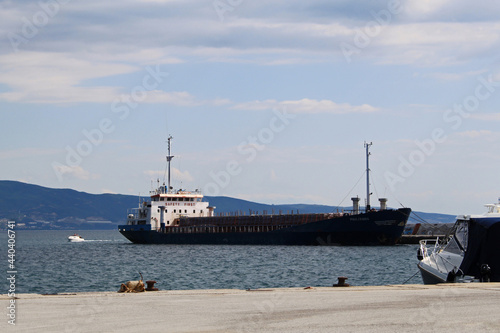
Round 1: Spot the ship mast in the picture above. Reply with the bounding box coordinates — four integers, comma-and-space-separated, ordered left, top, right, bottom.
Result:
364, 141, 372, 212
166, 135, 174, 193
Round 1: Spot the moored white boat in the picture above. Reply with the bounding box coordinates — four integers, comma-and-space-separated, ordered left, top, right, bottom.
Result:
68, 234, 85, 242
417, 200, 500, 284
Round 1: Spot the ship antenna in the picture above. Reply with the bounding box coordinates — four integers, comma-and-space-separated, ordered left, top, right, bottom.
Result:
166, 135, 174, 194
364, 141, 372, 212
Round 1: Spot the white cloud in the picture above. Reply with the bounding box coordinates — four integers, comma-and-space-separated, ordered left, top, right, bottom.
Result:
404, 0, 451, 17
402, 0, 499, 22
0, 52, 135, 103
146, 91, 231, 107
144, 168, 194, 183
0, 51, 227, 105
417, 70, 487, 81
232, 98, 378, 114
368, 22, 500, 66
457, 130, 494, 138
51, 165, 99, 181
470, 113, 500, 122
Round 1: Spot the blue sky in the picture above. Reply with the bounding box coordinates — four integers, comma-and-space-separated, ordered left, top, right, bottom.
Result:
1, 0, 500, 215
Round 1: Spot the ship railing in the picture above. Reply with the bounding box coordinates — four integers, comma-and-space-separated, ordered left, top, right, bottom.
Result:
149, 186, 204, 196
159, 224, 293, 234
418, 238, 435, 260
419, 237, 461, 275
418, 237, 443, 258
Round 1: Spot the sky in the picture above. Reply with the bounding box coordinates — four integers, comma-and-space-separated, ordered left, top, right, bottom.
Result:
1, 0, 500, 215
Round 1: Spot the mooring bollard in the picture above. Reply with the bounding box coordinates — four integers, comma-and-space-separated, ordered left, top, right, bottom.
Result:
333, 276, 350, 287
145, 280, 158, 291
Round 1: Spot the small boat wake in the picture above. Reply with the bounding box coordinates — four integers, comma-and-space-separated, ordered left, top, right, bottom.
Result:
68, 235, 116, 243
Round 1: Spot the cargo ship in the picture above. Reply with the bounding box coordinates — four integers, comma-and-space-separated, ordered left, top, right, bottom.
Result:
118, 139, 411, 245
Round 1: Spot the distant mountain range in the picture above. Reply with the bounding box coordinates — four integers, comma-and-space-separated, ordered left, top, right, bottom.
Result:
0, 180, 455, 229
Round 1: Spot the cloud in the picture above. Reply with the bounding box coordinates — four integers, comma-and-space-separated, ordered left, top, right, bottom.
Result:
1, 1, 499, 107
145, 91, 231, 107
362, 22, 500, 66
403, 0, 451, 18
51, 165, 99, 181
0, 52, 135, 103
232, 98, 378, 114
144, 168, 194, 183
470, 113, 500, 122
402, 0, 500, 22
417, 70, 487, 81
0, 51, 227, 105
457, 130, 494, 138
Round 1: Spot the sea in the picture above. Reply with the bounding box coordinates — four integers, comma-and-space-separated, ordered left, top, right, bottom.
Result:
1, 230, 423, 294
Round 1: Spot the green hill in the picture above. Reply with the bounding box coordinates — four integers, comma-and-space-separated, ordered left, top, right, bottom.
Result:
0, 180, 455, 229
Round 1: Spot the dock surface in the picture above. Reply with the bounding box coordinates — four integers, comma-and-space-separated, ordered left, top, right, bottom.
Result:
3, 283, 500, 332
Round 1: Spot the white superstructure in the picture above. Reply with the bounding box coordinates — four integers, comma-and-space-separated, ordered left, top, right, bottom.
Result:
126, 186, 214, 231
125, 136, 214, 231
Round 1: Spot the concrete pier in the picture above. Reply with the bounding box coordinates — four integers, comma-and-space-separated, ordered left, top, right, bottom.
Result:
2, 283, 500, 332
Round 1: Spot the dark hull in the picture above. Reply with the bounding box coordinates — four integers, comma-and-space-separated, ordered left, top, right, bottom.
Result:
119, 208, 411, 246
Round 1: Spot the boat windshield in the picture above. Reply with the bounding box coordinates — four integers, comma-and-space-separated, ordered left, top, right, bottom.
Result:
443, 220, 467, 254
443, 236, 462, 254
454, 221, 468, 251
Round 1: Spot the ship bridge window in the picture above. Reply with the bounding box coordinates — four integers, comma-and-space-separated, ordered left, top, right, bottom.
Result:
172, 198, 178, 201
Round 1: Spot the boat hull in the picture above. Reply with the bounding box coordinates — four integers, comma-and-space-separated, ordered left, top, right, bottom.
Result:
417, 262, 448, 284
119, 208, 411, 246
68, 238, 85, 242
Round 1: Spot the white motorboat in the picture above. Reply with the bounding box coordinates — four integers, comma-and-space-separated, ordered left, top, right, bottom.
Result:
417, 200, 500, 284
68, 234, 85, 242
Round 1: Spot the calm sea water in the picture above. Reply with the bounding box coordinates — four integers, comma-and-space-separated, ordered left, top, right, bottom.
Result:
1, 230, 422, 294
